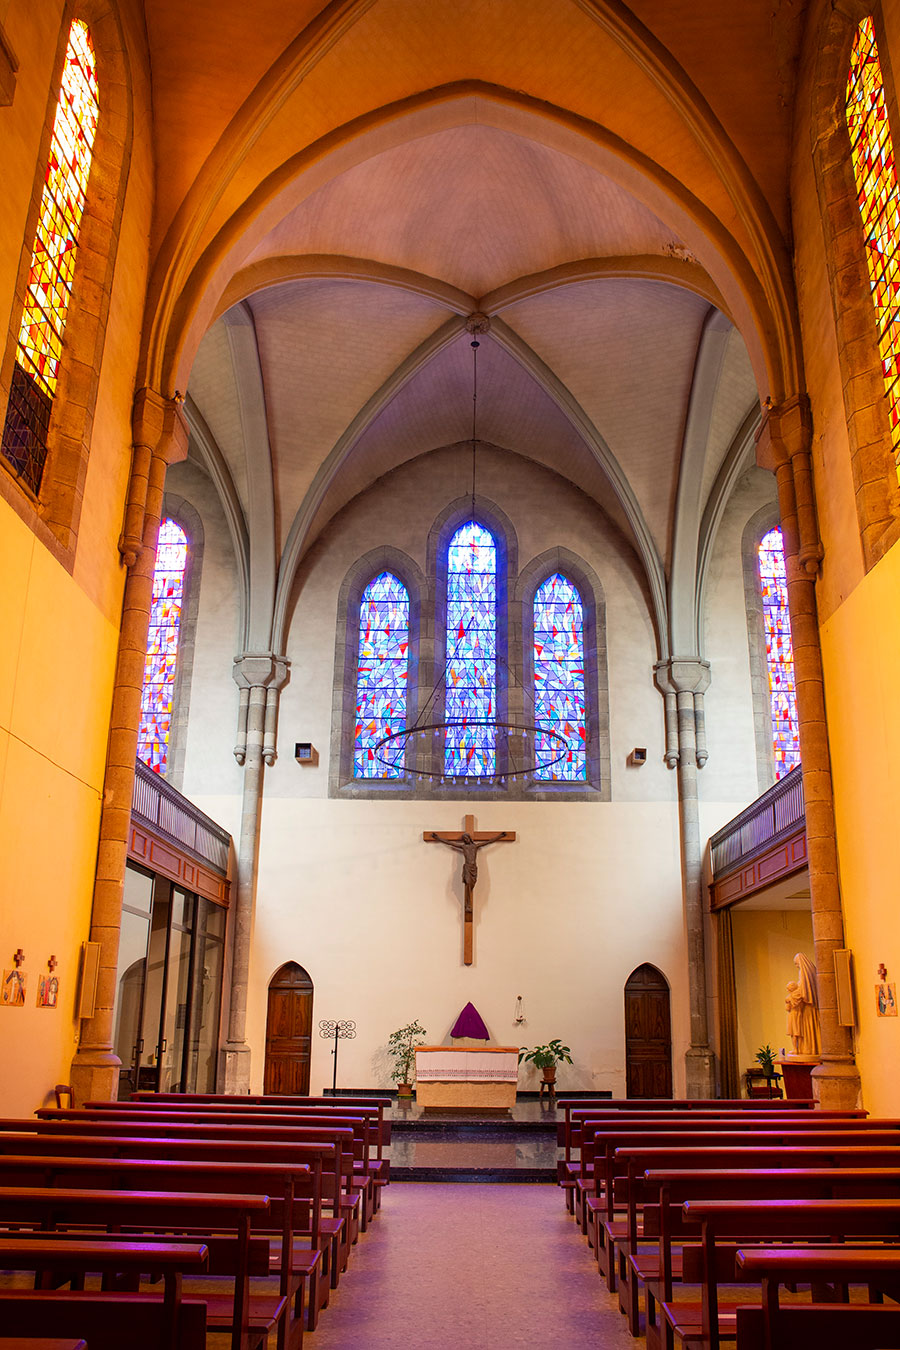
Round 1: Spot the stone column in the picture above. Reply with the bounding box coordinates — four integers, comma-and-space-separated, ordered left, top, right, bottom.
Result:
756, 396, 861, 1108
70, 389, 188, 1105
221, 652, 288, 1093
654, 656, 715, 1096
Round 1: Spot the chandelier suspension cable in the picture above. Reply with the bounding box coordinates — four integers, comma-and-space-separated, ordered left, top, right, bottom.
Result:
471, 332, 479, 516
370, 311, 573, 782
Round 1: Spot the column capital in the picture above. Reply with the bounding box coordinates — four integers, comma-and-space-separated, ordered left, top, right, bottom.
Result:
232, 652, 289, 691
653, 656, 711, 697
755, 393, 812, 472
131, 387, 189, 466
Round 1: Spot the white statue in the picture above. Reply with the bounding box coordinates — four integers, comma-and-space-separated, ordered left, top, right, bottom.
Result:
785, 951, 821, 1056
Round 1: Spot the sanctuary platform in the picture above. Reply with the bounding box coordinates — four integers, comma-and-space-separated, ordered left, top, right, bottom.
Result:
384, 1097, 611, 1181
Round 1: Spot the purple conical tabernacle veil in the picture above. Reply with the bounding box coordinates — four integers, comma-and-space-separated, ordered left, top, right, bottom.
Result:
450, 1002, 490, 1039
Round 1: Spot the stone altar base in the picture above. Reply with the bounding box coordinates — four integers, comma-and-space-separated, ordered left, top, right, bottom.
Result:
416, 1080, 516, 1111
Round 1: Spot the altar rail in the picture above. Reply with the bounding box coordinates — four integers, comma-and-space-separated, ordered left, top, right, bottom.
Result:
709, 766, 804, 880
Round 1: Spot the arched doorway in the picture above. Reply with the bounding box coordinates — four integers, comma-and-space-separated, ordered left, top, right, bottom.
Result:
263, 962, 314, 1095
624, 964, 672, 1098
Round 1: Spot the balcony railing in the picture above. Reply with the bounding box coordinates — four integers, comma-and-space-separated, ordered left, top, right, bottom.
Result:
709, 764, 804, 879
132, 758, 231, 875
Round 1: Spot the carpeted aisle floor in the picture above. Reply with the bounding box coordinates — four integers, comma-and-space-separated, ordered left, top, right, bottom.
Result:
308, 1182, 638, 1349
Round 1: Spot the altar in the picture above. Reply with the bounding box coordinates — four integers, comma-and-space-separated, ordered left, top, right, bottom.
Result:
414, 1045, 519, 1110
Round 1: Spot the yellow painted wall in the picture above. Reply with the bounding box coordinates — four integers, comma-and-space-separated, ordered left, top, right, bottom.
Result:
820, 541, 900, 1116
0, 495, 119, 1115
731, 909, 815, 1080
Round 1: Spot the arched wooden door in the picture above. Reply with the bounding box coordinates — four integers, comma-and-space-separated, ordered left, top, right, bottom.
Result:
624, 963, 672, 1098
263, 962, 313, 1095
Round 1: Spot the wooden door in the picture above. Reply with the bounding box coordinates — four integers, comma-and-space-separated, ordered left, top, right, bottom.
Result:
624, 963, 672, 1098
263, 962, 313, 1095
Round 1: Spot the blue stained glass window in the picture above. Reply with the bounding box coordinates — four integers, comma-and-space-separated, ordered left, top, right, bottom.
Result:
445, 522, 496, 776
137, 518, 188, 775
758, 527, 801, 779
533, 573, 587, 780
354, 572, 410, 778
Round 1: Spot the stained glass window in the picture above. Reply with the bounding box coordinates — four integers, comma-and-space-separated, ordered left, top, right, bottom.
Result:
758, 527, 800, 779
445, 522, 496, 777
1, 20, 99, 493
846, 16, 900, 470
533, 573, 587, 781
137, 519, 188, 775
354, 572, 410, 778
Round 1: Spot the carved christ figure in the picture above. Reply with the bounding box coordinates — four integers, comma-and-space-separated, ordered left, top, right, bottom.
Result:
424, 815, 516, 964
429, 830, 509, 918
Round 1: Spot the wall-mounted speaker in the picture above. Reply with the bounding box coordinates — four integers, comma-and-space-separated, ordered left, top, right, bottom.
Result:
77, 941, 101, 1020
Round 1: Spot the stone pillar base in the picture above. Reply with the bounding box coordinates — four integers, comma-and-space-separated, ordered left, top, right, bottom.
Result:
811, 1057, 862, 1110
220, 1043, 252, 1094
685, 1045, 716, 1098
69, 1048, 122, 1106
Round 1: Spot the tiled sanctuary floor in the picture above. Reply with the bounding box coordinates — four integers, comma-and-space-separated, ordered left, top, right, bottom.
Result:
307, 1182, 638, 1349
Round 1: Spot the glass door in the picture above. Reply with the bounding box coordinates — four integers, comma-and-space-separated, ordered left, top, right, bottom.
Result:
112, 865, 154, 1098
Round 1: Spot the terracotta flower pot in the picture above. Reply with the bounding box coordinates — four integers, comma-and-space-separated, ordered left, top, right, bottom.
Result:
397, 1081, 413, 1097
541, 1065, 557, 1084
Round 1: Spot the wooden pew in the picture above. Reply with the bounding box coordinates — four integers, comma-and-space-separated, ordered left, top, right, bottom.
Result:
593, 1141, 900, 1303
22, 1112, 369, 1236
0, 1186, 280, 1350
662, 1197, 900, 1350
557, 1107, 866, 1211
35, 1108, 377, 1228
735, 1247, 900, 1349
127, 1094, 392, 1190
0, 1133, 340, 1328
1, 1117, 361, 1268
0, 1341, 88, 1349
631, 1166, 900, 1344
0, 1153, 319, 1344
0, 1236, 207, 1350
572, 1117, 895, 1230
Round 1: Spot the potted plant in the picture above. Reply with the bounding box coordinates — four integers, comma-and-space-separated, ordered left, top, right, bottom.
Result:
518, 1039, 573, 1086
387, 1019, 427, 1097
755, 1044, 777, 1076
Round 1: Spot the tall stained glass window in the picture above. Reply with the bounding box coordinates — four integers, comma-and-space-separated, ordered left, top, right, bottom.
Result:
533, 573, 587, 781
445, 522, 496, 777
758, 527, 800, 779
137, 519, 188, 776
1, 20, 100, 493
354, 572, 410, 778
846, 16, 900, 470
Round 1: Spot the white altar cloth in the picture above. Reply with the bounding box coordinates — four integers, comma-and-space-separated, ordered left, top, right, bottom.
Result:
415, 1046, 519, 1081
414, 1046, 519, 1108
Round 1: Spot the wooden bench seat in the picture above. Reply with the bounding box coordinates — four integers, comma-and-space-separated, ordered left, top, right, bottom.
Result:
661, 1198, 900, 1350
735, 1247, 900, 1349
0, 1186, 275, 1350
0, 1236, 207, 1350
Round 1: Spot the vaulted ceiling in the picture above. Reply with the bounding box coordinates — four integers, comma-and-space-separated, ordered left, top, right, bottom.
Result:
151, 0, 800, 655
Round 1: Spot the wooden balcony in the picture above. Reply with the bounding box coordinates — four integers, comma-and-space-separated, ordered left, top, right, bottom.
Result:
708, 765, 806, 910
129, 759, 232, 904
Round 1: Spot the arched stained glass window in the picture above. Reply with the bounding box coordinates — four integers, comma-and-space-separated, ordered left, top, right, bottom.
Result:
758, 527, 800, 779
1, 20, 99, 493
846, 16, 900, 470
137, 519, 188, 776
533, 573, 587, 781
353, 572, 410, 779
445, 521, 496, 777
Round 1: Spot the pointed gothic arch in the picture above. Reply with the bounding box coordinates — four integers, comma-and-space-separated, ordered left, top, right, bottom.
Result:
624, 963, 672, 1099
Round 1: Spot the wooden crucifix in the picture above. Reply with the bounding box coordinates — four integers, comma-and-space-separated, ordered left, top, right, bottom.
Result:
424, 814, 516, 965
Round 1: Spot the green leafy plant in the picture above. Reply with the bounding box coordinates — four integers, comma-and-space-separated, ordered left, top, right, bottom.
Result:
387, 1020, 428, 1084
518, 1039, 573, 1069
755, 1044, 777, 1075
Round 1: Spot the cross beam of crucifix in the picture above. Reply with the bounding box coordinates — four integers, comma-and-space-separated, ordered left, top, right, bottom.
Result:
424, 814, 516, 965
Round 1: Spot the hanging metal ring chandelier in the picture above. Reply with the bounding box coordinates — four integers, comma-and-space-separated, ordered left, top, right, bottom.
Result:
371, 313, 577, 785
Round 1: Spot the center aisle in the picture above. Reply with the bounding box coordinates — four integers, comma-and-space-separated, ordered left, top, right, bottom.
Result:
309, 1183, 637, 1349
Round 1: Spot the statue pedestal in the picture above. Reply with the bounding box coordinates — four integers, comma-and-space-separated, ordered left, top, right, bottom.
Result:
777, 1056, 820, 1101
